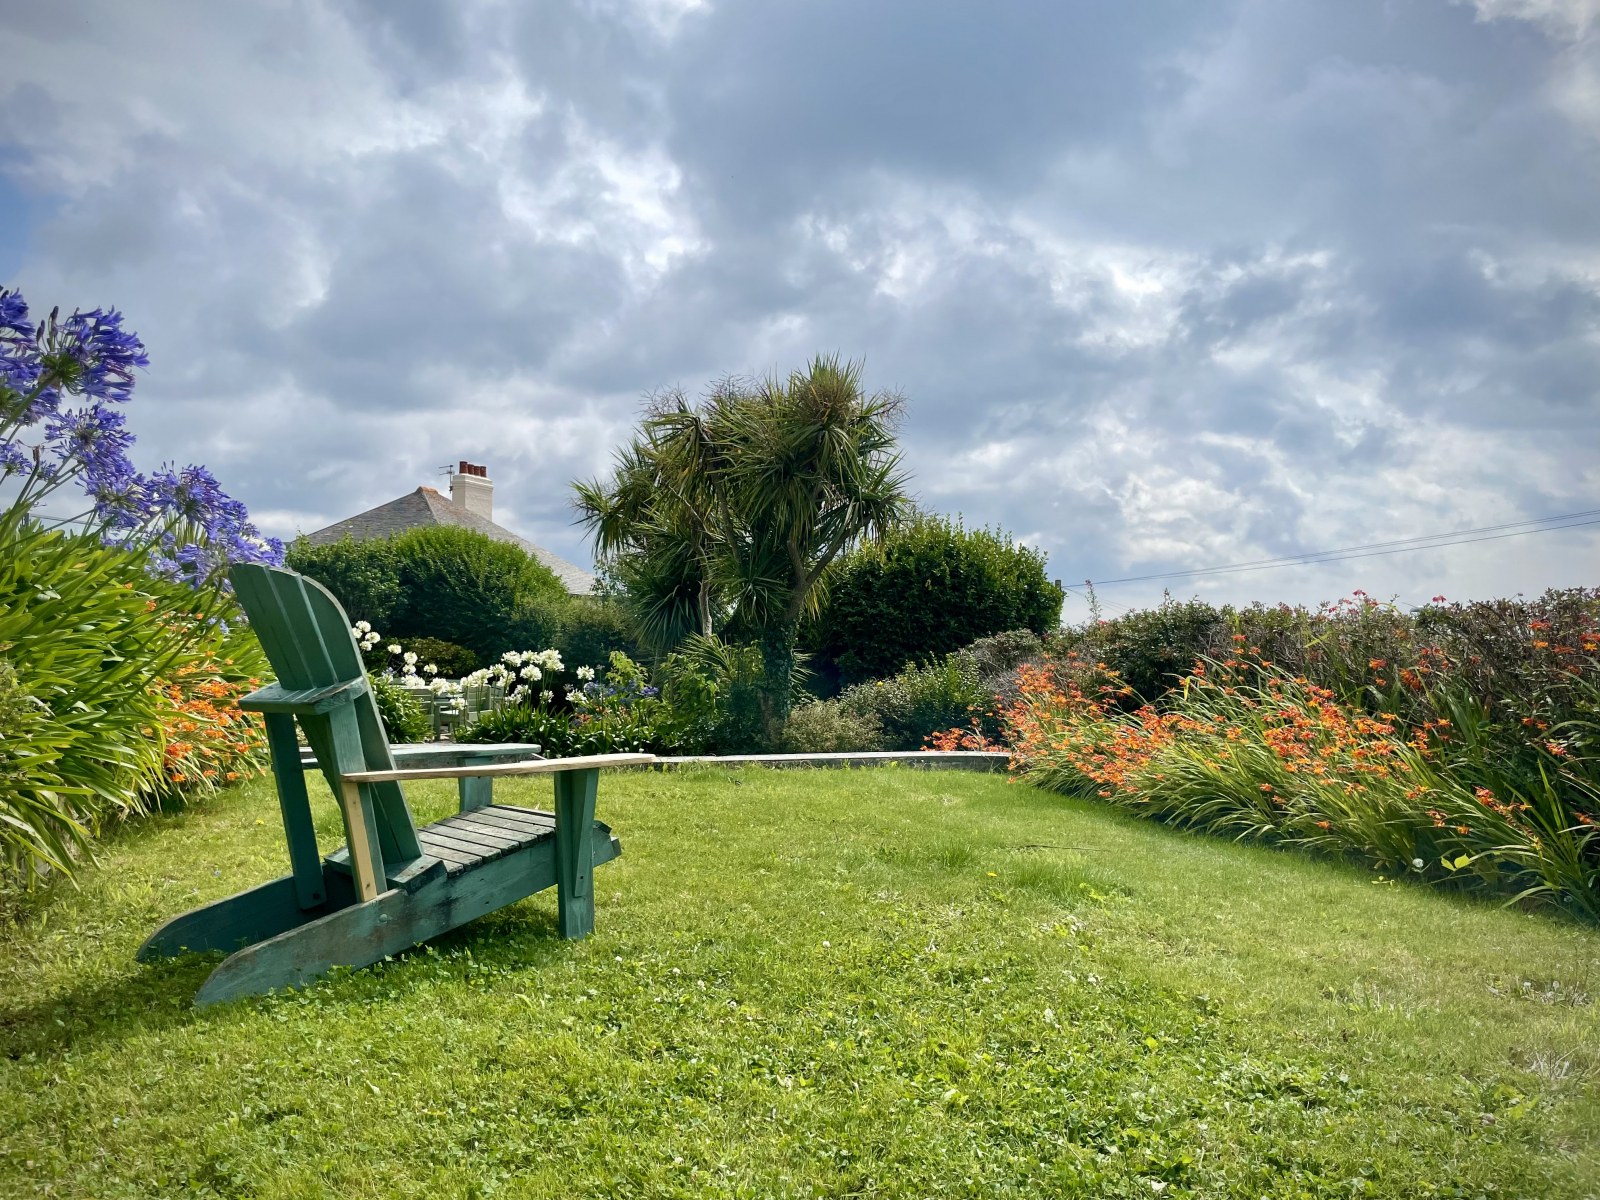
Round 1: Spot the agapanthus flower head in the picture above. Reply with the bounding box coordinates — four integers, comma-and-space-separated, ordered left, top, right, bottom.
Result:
520, 665, 541, 680
403, 651, 418, 665
355, 621, 371, 633
576, 665, 596, 682
57, 304, 149, 405
388, 644, 402, 655
502, 651, 524, 666
424, 663, 438, 675
0, 289, 30, 340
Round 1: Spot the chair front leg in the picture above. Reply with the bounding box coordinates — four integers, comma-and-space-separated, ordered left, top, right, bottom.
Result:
552, 768, 599, 939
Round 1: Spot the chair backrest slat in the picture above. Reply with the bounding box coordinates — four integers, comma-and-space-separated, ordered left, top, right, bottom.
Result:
300, 575, 367, 682
232, 565, 316, 689
268, 572, 341, 687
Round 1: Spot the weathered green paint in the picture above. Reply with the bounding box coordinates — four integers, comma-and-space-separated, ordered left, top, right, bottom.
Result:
459, 776, 494, 811
237, 677, 369, 714
554, 767, 600, 940
262, 713, 324, 909
182, 822, 621, 1007
234, 563, 424, 877
322, 849, 447, 894
137, 865, 357, 961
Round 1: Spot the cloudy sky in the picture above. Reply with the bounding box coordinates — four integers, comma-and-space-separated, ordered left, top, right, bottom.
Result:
2, 0, 1597, 620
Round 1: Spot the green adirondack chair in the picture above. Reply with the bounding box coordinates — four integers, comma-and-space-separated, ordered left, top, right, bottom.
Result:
138, 563, 652, 1007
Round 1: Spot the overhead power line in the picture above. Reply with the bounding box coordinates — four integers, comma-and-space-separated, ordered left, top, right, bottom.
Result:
1086, 507, 1600, 588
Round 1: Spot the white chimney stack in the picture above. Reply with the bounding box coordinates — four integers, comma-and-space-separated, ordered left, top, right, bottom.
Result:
450, 460, 493, 521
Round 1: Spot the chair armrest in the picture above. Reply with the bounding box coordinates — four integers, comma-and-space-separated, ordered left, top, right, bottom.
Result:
341, 752, 655, 784
240, 677, 368, 714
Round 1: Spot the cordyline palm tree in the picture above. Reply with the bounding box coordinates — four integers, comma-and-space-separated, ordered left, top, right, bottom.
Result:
573, 356, 910, 741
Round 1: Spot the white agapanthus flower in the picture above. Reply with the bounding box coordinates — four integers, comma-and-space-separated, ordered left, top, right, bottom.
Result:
520, 665, 541, 681
362, 634, 380, 648
536, 649, 564, 672
566, 690, 581, 704
402, 663, 417, 676
403, 651, 418, 665
540, 690, 553, 702
502, 651, 524, 666
356, 621, 371, 633
387, 644, 402, 655
575, 665, 595, 681
424, 663, 438, 676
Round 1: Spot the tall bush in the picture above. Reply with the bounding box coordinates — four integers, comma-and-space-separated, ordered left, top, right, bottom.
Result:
808, 514, 1064, 686
292, 525, 569, 665
1055, 595, 1223, 704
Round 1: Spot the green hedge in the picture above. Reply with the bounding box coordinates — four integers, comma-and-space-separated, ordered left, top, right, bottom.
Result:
808, 514, 1064, 685
287, 526, 569, 665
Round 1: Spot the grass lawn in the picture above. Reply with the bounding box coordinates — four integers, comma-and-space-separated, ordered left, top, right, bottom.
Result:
1, 765, 1597, 1199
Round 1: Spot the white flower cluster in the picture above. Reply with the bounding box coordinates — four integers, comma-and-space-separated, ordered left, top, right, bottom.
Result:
349, 624, 436, 679
502, 649, 564, 673
448, 648, 569, 704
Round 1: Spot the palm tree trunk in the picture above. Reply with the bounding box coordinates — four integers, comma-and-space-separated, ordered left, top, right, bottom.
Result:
697, 577, 713, 638
757, 618, 797, 747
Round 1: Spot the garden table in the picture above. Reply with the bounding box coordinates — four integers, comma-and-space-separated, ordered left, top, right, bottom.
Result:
298, 741, 542, 812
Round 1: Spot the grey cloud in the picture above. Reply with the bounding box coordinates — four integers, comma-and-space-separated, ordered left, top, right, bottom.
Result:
1, 0, 1596, 616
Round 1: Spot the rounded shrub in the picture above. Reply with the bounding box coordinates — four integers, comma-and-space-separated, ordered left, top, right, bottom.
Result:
809, 514, 1064, 685
397, 637, 478, 678
778, 700, 884, 753
837, 654, 995, 751
387, 525, 568, 664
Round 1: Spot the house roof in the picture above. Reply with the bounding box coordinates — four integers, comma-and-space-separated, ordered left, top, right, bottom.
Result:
304, 487, 596, 596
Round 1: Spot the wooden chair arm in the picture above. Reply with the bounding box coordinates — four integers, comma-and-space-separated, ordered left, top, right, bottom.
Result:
341, 752, 655, 785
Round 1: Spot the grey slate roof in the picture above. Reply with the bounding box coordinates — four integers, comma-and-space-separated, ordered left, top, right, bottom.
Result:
304, 487, 596, 596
